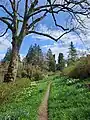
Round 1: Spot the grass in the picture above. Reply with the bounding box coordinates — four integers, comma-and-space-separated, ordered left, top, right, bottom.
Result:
48, 77, 90, 120
1, 74, 90, 120
0, 78, 48, 120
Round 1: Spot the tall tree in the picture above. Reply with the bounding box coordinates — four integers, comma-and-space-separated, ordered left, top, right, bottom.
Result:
0, 0, 90, 82
2, 47, 20, 63
47, 49, 56, 72
68, 41, 77, 65
26, 45, 33, 63
26, 44, 43, 67
2, 47, 12, 62
57, 53, 65, 71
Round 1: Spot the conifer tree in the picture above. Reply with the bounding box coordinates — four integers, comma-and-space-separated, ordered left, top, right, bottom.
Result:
47, 49, 56, 72
57, 53, 65, 70
2, 47, 20, 63
2, 47, 12, 62
68, 41, 77, 65
26, 44, 43, 67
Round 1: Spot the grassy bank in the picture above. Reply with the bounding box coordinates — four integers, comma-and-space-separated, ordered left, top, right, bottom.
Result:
48, 77, 90, 120
0, 78, 48, 120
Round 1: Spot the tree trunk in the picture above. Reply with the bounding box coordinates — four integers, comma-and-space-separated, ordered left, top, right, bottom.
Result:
4, 39, 19, 82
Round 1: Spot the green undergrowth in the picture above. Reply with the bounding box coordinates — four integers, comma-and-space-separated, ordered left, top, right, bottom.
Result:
48, 77, 90, 120
0, 78, 48, 120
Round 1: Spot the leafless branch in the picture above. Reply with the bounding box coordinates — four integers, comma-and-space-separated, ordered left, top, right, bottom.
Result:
28, 11, 47, 30
0, 5, 13, 18
0, 28, 8, 37
28, 28, 74, 41
17, 0, 22, 11
0, 0, 90, 43
0, 17, 13, 22
0, 17, 13, 31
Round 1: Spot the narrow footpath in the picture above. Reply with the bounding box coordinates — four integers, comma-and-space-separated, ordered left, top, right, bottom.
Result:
38, 82, 51, 120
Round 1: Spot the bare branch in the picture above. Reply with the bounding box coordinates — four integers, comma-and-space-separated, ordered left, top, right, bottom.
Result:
1, 0, 90, 43
28, 11, 47, 30
0, 17, 13, 31
0, 28, 8, 37
17, 0, 22, 11
8, 0, 15, 12
28, 28, 74, 41
28, 0, 38, 14
25, 0, 29, 16
0, 5, 13, 18
47, 0, 69, 30
0, 17, 13, 22
17, 12, 24, 19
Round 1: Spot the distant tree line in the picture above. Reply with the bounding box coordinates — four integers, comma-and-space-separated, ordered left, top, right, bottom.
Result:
1, 41, 78, 80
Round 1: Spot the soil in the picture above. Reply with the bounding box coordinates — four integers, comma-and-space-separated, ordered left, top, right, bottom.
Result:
38, 82, 51, 120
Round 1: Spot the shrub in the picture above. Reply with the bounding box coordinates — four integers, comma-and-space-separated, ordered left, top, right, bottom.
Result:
32, 66, 44, 81
62, 64, 76, 76
21, 70, 27, 78
63, 55, 90, 79
17, 63, 44, 80
23, 64, 44, 81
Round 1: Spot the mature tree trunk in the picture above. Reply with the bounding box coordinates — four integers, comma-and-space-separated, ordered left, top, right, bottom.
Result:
4, 38, 19, 82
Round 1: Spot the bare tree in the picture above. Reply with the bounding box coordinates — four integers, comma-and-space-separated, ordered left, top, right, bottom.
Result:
0, 0, 90, 82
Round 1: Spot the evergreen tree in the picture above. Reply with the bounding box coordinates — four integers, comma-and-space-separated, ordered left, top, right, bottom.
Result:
2, 47, 12, 62
47, 49, 56, 72
26, 44, 43, 67
37, 45, 44, 67
2, 47, 20, 63
57, 53, 65, 71
68, 41, 77, 65
26, 45, 33, 63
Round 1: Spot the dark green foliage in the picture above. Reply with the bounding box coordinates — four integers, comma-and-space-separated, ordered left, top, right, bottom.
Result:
19, 64, 44, 81
69, 56, 90, 79
2, 47, 12, 62
57, 53, 65, 71
47, 49, 56, 72
68, 41, 77, 65
2, 47, 20, 63
31, 65, 44, 81
22, 44, 45, 80
21, 70, 27, 78
64, 55, 90, 79
26, 45, 33, 63
17, 45, 56, 81
26, 44, 43, 68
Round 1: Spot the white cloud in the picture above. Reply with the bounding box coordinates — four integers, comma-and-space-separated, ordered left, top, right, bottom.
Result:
36, 16, 90, 62
0, 15, 90, 63
0, 34, 11, 61
20, 54, 25, 61
42, 42, 88, 63
0, 33, 11, 51
32, 24, 64, 40
0, 54, 5, 61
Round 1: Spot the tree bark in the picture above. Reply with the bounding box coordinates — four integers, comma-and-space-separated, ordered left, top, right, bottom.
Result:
4, 38, 19, 82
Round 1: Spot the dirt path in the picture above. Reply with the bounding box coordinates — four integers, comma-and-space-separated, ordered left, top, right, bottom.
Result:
38, 82, 51, 120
